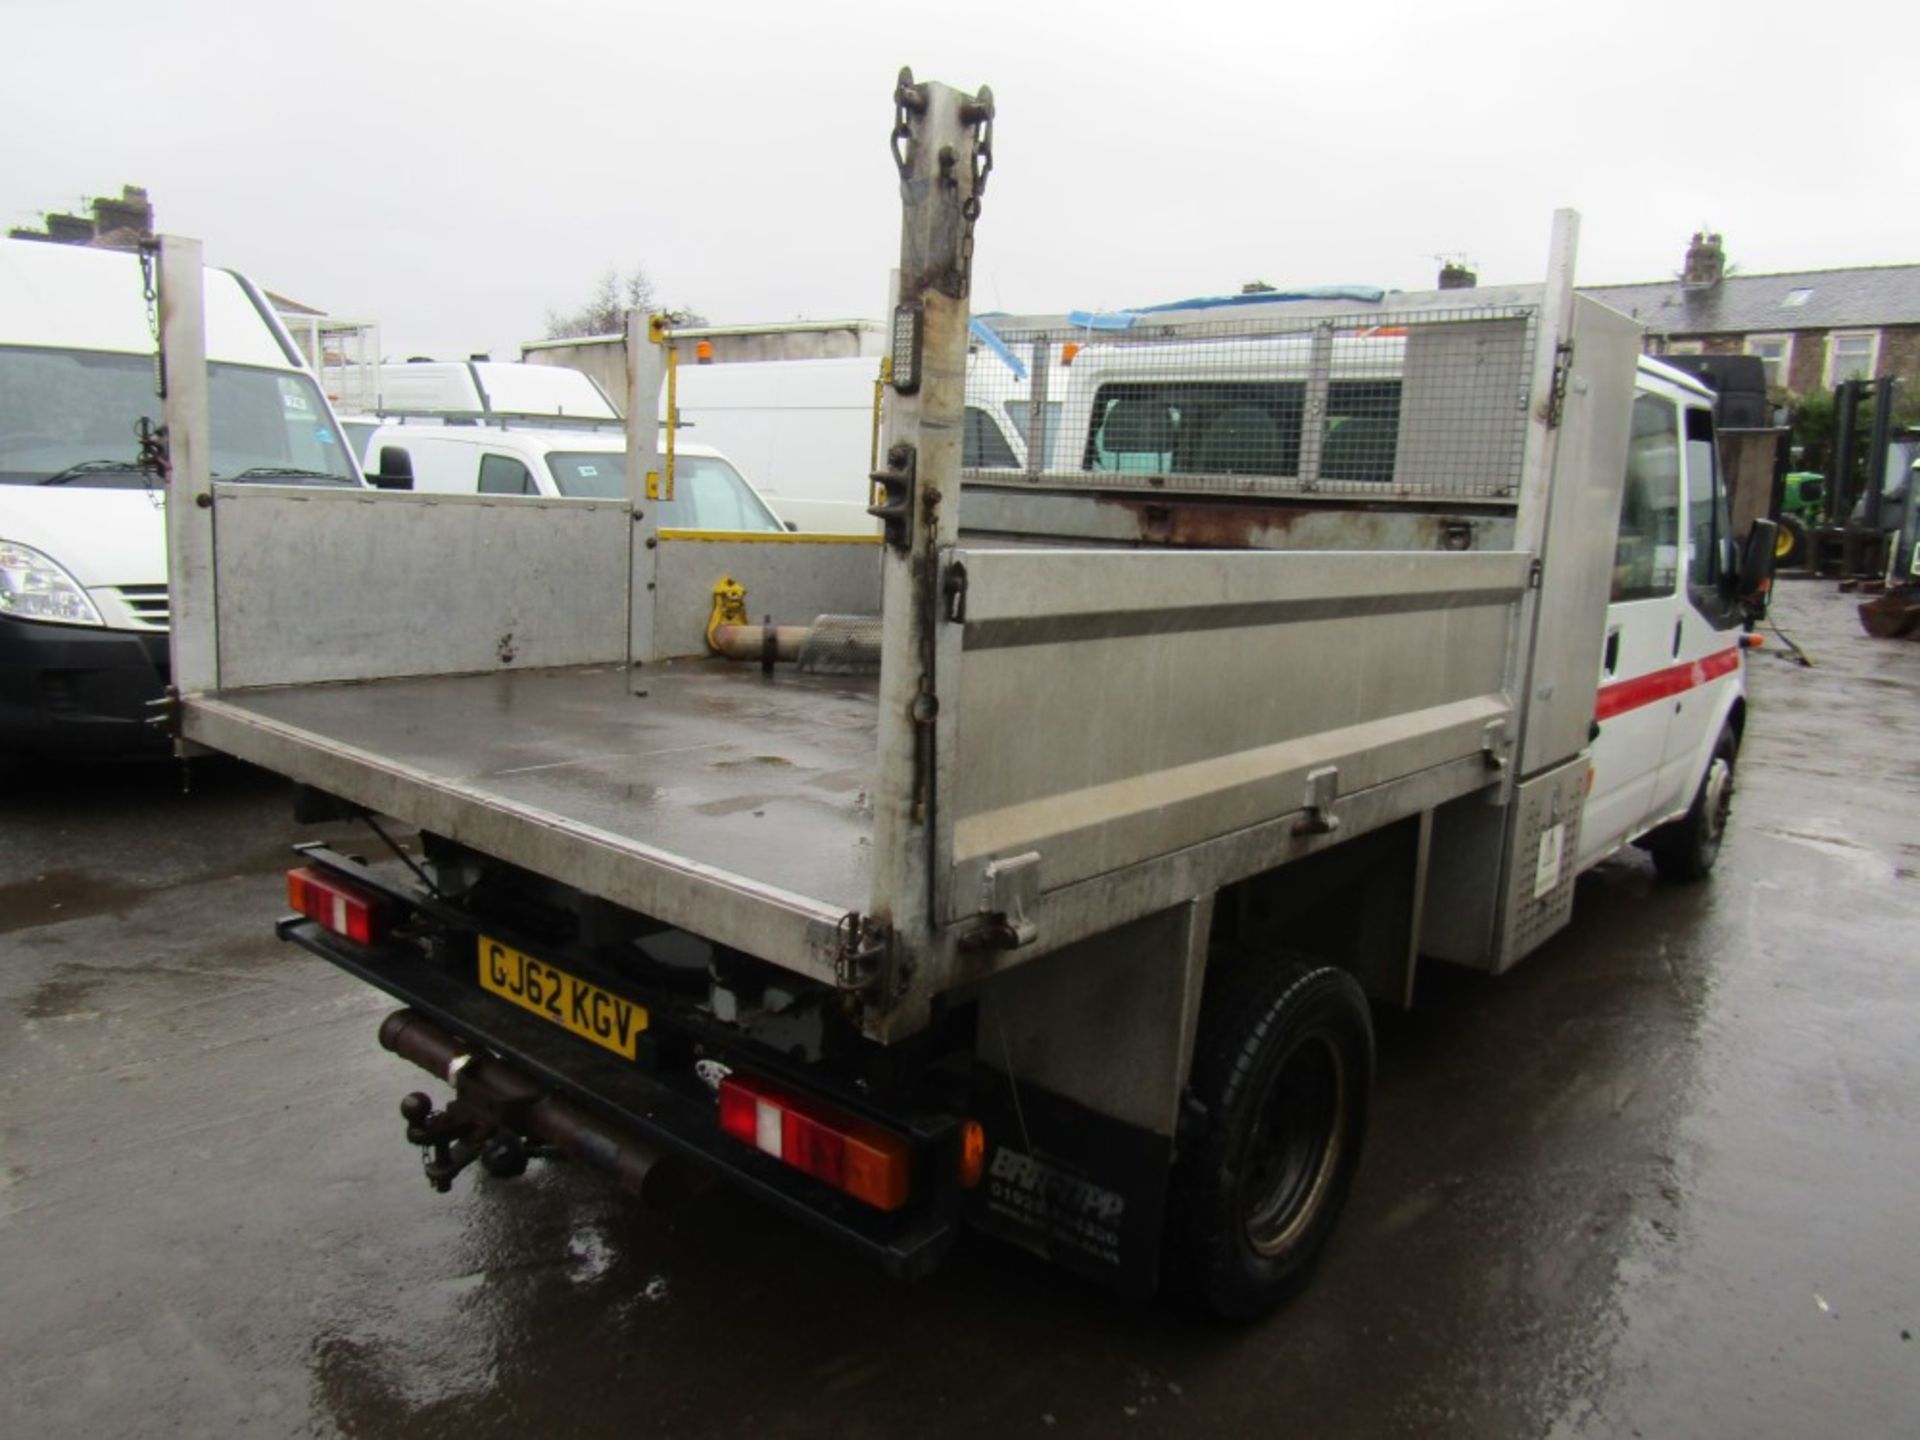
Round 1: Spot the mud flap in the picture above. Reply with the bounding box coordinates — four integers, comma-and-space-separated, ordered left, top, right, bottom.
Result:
966, 1064, 1171, 1297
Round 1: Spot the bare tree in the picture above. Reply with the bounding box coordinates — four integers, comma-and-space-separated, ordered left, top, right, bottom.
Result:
545, 266, 704, 338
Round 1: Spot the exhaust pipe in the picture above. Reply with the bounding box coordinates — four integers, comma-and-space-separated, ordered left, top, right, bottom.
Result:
378, 1010, 707, 1206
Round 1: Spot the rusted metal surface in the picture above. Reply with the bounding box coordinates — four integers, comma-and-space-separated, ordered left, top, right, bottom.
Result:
379, 1010, 707, 1206
1101, 495, 1310, 547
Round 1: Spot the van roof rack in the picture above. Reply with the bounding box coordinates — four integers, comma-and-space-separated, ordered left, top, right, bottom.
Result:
372, 409, 643, 432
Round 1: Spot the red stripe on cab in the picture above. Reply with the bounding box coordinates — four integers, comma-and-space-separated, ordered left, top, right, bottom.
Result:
1595, 645, 1741, 723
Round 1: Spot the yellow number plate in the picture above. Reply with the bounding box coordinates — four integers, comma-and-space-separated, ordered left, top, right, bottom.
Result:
478, 936, 648, 1060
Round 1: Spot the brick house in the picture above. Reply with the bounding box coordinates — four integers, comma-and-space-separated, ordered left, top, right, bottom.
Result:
1582, 234, 1920, 400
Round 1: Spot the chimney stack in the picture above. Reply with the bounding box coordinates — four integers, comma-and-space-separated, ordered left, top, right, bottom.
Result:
1683, 231, 1725, 288
1438, 261, 1477, 290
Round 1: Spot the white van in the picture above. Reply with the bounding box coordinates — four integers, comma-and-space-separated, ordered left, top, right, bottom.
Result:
373, 359, 619, 421
667, 354, 1030, 533
362, 422, 789, 532
0, 239, 364, 754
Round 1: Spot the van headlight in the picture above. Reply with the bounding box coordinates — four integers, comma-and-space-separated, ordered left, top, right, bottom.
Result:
0, 540, 106, 626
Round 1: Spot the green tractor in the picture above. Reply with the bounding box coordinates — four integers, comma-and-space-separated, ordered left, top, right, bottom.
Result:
1775, 471, 1824, 568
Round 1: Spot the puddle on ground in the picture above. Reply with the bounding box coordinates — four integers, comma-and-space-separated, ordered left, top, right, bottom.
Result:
0, 871, 149, 935
21, 973, 108, 1020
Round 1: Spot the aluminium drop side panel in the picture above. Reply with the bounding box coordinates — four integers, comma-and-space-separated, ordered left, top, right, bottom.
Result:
209, 489, 630, 688
1514, 296, 1643, 779
937, 548, 1530, 923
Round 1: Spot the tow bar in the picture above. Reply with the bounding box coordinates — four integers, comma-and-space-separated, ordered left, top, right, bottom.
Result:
378, 1009, 710, 1205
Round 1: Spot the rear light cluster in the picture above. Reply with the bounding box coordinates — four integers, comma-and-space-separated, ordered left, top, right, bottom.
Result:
717, 1072, 910, 1212
287, 866, 390, 944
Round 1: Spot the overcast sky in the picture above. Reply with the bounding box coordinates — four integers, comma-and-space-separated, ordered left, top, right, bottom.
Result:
4, 0, 1914, 359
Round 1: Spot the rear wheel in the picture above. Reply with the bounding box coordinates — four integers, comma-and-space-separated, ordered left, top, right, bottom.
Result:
1168, 962, 1374, 1319
1774, 514, 1809, 568
1650, 728, 1737, 882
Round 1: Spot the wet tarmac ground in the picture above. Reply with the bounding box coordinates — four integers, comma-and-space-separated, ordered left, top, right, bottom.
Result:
2, 579, 1916, 1438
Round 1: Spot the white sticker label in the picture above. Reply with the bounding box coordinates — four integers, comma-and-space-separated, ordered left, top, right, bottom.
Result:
1534, 822, 1566, 899
577, 464, 599, 477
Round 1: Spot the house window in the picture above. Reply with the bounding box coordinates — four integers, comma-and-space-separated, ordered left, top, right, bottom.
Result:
1665, 340, 1705, 357
1826, 331, 1880, 386
1744, 334, 1792, 390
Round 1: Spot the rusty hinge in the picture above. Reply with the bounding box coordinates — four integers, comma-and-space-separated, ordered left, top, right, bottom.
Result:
1545, 340, 1574, 428
832, 912, 890, 992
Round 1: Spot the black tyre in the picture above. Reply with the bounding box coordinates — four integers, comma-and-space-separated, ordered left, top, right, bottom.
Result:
1650, 727, 1737, 882
1774, 514, 1809, 568
1168, 962, 1374, 1319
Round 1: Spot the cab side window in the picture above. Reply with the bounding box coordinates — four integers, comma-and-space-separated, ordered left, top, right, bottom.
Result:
478, 454, 535, 496
1611, 394, 1681, 603
1684, 407, 1731, 593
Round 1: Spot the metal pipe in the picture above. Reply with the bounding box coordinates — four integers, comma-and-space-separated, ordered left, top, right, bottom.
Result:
709, 624, 812, 662
377, 1010, 705, 1205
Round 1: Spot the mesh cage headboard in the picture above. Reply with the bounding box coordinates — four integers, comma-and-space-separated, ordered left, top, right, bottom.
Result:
961, 302, 1539, 504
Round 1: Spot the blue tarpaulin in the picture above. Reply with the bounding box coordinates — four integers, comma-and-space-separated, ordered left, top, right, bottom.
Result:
1066, 286, 1390, 331
973, 285, 1393, 373
969, 317, 1026, 380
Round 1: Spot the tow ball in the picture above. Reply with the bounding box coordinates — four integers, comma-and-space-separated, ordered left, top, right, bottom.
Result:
398, 1091, 551, 1192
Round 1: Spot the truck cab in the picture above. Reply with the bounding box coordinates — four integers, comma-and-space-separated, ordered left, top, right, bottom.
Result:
1583, 359, 1747, 874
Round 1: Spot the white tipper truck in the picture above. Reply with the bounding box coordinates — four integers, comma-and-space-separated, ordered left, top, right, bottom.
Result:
156, 71, 1775, 1317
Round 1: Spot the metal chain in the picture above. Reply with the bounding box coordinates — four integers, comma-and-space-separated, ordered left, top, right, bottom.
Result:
138, 240, 165, 400
958, 87, 994, 281
136, 240, 170, 495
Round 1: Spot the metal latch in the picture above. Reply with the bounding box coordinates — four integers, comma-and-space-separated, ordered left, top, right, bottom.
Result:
981, 852, 1041, 949
943, 560, 969, 623
1296, 766, 1341, 836
1482, 720, 1512, 771
868, 442, 917, 552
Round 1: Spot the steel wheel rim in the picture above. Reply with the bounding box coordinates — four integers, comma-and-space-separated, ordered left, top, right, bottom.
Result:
1702, 755, 1733, 851
1774, 527, 1795, 558
1242, 1031, 1346, 1257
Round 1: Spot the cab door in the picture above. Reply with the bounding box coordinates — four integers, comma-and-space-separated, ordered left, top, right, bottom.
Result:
1580, 389, 1685, 867
1653, 404, 1744, 819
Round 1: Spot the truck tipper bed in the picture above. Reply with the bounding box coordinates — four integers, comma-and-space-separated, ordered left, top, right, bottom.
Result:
157, 72, 1770, 1317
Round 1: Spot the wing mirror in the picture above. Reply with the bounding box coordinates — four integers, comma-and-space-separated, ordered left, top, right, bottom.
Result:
372, 446, 414, 491
1735, 518, 1779, 619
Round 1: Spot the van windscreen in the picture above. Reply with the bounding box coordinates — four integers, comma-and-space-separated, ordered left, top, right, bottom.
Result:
546, 451, 785, 531
0, 347, 359, 486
